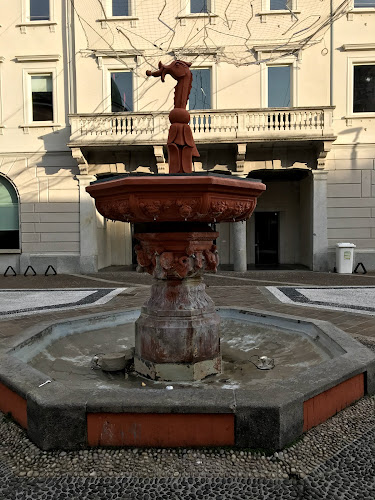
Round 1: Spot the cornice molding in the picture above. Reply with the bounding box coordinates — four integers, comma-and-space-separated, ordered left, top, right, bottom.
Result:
342, 43, 375, 51
94, 49, 143, 58
15, 54, 60, 63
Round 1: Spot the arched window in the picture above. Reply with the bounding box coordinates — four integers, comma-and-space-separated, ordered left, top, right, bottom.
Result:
0, 176, 20, 249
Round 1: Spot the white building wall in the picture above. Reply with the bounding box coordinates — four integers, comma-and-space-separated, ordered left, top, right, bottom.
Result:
0, 2, 81, 273
325, 6, 375, 270
0, 1, 374, 272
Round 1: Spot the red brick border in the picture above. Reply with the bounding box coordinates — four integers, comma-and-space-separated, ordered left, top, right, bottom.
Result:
0, 373, 368, 447
0, 382, 27, 429
87, 413, 235, 447
303, 373, 364, 432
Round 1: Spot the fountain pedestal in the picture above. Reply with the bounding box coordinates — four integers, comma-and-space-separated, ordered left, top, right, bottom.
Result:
134, 229, 221, 381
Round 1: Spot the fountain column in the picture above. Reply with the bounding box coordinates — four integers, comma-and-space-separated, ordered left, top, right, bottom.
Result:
133, 226, 222, 381
232, 221, 247, 272
312, 169, 328, 272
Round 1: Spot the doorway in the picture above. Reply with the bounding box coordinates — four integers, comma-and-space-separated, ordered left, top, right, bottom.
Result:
255, 212, 279, 266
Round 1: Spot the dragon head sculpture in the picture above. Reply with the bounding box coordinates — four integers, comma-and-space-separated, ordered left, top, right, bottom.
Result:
146, 60, 193, 109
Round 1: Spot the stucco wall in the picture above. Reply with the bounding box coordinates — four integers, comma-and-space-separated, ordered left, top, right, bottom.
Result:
0, 1, 374, 271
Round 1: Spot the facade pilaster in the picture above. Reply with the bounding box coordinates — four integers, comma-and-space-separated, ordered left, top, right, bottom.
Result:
77, 175, 98, 273
312, 169, 329, 271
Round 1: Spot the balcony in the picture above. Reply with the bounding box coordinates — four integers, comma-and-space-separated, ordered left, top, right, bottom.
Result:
69, 107, 335, 148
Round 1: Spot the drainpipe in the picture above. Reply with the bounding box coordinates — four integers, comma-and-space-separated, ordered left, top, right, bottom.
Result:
330, 0, 333, 107
66, 0, 77, 113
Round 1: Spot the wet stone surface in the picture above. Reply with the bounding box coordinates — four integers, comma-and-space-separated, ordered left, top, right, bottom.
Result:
26, 317, 328, 389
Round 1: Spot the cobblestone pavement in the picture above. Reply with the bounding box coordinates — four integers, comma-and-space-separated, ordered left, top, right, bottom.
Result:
1, 268, 375, 498
0, 394, 374, 499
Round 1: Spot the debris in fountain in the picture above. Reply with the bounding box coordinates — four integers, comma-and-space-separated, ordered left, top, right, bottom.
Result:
249, 355, 275, 370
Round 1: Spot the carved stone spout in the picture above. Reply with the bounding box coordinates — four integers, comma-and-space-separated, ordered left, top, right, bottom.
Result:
146, 60, 200, 173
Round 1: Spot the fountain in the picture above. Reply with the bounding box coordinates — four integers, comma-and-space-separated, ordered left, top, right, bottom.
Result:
86, 60, 265, 381
0, 62, 374, 451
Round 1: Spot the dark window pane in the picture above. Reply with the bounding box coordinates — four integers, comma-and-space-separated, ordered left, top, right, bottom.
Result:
112, 0, 129, 16
0, 176, 19, 249
190, 69, 211, 110
0, 230, 19, 249
353, 65, 375, 113
30, 0, 50, 21
31, 75, 53, 121
354, 0, 375, 7
32, 92, 53, 121
190, 0, 209, 13
111, 72, 133, 112
268, 66, 291, 107
270, 0, 287, 10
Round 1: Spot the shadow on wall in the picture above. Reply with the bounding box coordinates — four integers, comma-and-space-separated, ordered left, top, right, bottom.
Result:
337, 127, 363, 167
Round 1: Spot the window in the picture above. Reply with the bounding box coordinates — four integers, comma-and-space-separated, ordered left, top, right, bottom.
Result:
111, 72, 133, 112
354, 0, 375, 7
353, 64, 375, 113
189, 69, 211, 110
268, 66, 291, 107
30, 0, 50, 21
190, 0, 209, 13
270, 0, 287, 10
112, 0, 129, 16
0, 176, 19, 250
31, 74, 53, 121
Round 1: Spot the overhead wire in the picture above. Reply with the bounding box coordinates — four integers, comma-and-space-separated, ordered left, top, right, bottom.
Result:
69, 0, 353, 115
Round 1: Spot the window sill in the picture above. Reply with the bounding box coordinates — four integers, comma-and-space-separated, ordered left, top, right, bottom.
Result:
345, 114, 375, 125
98, 16, 139, 21
98, 16, 139, 28
347, 8, 375, 19
258, 10, 301, 15
177, 13, 218, 25
16, 21, 57, 33
20, 123, 61, 133
258, 10, 301, 22
0, 249, 21, 254
350, 8, 375, 12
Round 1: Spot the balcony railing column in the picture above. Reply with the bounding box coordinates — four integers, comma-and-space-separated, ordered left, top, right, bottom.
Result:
237, 112, 245, 138
322, 108, 333, 136
153, 114, 166, 141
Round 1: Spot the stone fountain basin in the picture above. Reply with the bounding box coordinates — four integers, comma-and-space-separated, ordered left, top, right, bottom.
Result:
0, 307, 374, 451
86, 173, 266, 223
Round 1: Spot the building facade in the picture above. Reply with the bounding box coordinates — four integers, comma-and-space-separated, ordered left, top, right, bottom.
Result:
1, 0, 375, 274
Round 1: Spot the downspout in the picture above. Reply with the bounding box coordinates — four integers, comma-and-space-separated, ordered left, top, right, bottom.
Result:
330, 0, 333, 107
66, 0, 77, 113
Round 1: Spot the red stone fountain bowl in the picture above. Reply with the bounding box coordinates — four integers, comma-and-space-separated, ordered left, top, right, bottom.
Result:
86, 174, 266, 223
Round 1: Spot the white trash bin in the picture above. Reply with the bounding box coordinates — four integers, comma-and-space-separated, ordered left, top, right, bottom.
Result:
336, 243, 356, 274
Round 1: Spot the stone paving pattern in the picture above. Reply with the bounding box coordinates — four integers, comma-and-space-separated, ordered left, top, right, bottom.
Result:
1, 268, 375, 498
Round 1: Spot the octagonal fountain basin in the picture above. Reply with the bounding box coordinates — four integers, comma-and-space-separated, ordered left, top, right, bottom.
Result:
86, 173, 266, 224
0, 307, 374, 451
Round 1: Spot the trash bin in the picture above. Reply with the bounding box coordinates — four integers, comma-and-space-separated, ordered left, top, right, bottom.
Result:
336, 243, 356, 274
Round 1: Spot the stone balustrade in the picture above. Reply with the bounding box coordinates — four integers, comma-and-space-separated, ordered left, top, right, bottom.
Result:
69, 107, 334, 146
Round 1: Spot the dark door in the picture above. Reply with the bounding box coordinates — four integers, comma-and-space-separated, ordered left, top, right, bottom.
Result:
255, 212, 279, 266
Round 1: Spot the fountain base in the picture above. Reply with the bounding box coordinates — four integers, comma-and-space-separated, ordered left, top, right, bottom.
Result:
134, 356, 222, 382
2, 307, 374, 450
135, 278, 222, 381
